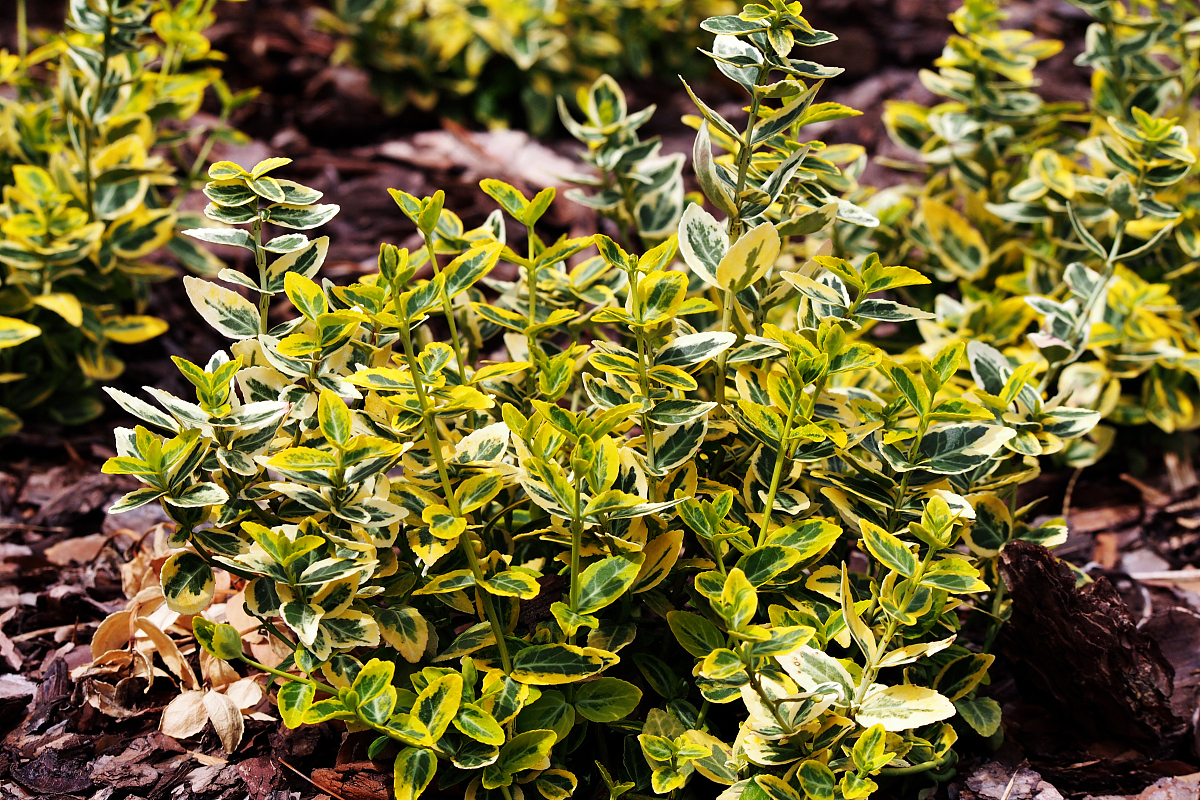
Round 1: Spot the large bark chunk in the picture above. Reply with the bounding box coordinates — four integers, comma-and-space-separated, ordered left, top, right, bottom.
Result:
999, 541, 1188, 755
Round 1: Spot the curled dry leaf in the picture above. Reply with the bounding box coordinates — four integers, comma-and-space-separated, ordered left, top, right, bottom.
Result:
202, 689, 245, 754
161, 690, 209, 740
43, 533, 108, 566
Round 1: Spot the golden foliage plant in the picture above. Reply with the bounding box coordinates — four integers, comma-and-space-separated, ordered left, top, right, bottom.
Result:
319, 0, 736, 134
0, 0, 251, 432
105, 2, 1110, 798
861, 0, 1200, 459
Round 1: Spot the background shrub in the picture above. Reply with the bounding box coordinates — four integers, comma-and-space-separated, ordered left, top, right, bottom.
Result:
0, 0, 247, 432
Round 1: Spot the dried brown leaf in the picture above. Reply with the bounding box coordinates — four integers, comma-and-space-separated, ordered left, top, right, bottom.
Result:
91, 611, 132, 659
202, 689, 245, 754
136, 617, 198, 690
161, 690, 209, 740
44, 533, 108, 566
224, 677, 264, 710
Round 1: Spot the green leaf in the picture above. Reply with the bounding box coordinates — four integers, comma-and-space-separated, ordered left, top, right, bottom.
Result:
667, 610, 724, 658
413, 673, 463, 742
735, 545, 802, 586
856, 684, 955, 732
454, 703, 505, 745
393, 747, 436, 800
183, 227, 254, 251
656, 332, 737, 368
444, 242, 503, 299
799, 760, 836, 800
577, 554, 643, 615
183, 276, 261, 339
716, 221, 780, 290
480, 179, 529, 219
954, 697, 1002, 737
266, 203, 340, 231
678, 203, 727, 288
859, 520, 917, 578
573, 677, 642, 722
477, 569, 541, 599
278, 681, 315, 728
510, 644, 619, 685
192, 617, 243, 660
162, 552, 215, 615
318, 389, 352, 447
852, 723, 890, 773
497, 729, 556, 775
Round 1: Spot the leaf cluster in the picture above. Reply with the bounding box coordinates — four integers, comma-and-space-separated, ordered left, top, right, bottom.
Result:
864, 0, 1200, 452
318, 0, 738, 133
105, 3, 1109, 800
0, 0, 250, 432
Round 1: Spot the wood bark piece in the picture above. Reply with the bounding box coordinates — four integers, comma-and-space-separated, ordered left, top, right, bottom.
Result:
311, 761, 391, 800
999, 541, 1189, 756
961, 762, 1065, 800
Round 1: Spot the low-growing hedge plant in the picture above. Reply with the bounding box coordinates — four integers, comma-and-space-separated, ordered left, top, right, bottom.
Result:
104, 1, 1111, 798
0, 0, 249, 432
319, 0, 736, 134
855, 0, 1200, 458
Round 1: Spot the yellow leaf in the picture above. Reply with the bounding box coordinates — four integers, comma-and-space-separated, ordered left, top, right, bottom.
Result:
0, 316, 41, 349
716, 222, 780, 290
920, 197, 988, 280
32, 293, 83, 327
104, 315, 169, 344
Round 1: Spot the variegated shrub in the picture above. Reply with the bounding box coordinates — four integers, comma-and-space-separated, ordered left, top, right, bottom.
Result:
867, 0, 1200, 457
105, 3, 1101, 799
319, 0, 735, 133
0, 0, 251, 432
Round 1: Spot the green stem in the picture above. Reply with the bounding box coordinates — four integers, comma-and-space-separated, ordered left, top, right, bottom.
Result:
240, 654, 338, 696
695, 700, 711, 729
525, 224, 540, 377
715, 287, 736, 405
748, 669, 793, 735
252, 217, 270, 332
16, 0, 27, 65
616, 173, 644, 252
1039, 219, 1127, 393
756, 383, 801, 546
879, 751, 956, 776
854, 546, 937, 706
729, 68, 766, 241
885, 418, 928, 532
422, 234, 468, 381
568, 481, 583, 628
393, 288, 512, 673
83, 16, 113, 222
632, 325, 659, 502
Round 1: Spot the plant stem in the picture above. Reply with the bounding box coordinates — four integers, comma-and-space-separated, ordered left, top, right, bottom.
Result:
393, 288, 512, 673
524, 224, 541, 376
632, 325, 659, 501
854, 546, 936, 706
715, 287, 736, 405
756, 383, 801, 546
240, 654, 338, 696
568, 480, 583, 633
885, 418, 928, 532
729, 68, 765, 241
1039, 219, 1127, 393
252, 217, 270, 332
16, 0, 27, 65
422, 234, 468, 381
84, 16, 113, 223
